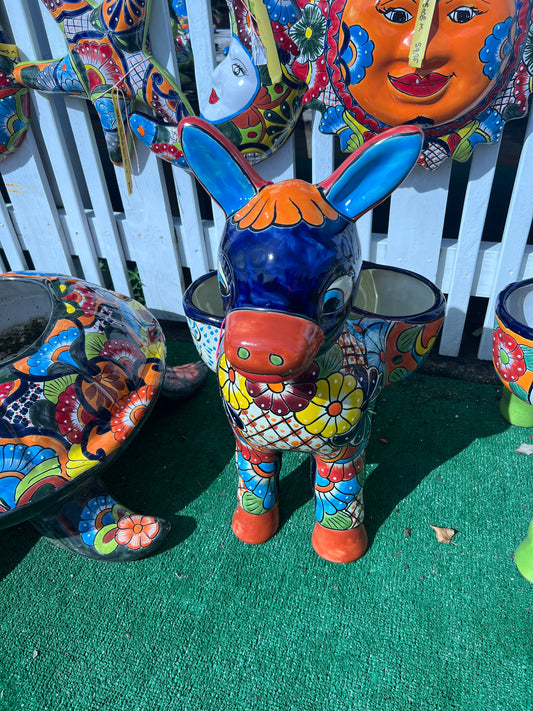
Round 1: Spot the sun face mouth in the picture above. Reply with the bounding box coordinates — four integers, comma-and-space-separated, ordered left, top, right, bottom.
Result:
209, 89, 219, 104
388, 73, 453, 98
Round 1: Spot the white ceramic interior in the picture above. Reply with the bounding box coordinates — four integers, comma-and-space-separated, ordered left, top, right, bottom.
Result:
503, 282, 533, 330
190, 273, 224, 318
352, 267, 437, 318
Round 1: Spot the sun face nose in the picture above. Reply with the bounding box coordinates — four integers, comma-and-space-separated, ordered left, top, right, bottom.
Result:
224, 310, 325, 382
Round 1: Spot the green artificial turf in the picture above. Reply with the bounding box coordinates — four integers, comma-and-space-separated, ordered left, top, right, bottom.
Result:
0, 339, 531, 711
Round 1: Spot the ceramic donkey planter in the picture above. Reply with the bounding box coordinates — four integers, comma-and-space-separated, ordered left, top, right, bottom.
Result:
181, 117, 445, 563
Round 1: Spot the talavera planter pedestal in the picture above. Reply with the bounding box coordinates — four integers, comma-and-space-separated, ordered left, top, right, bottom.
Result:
493, 278, 533, 582
0, 271, 205, 561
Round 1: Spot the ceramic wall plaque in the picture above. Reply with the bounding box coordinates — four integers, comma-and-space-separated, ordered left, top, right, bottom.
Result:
130, 0, 306, 166
13, 0, 193, 167
284, 0, 533, 168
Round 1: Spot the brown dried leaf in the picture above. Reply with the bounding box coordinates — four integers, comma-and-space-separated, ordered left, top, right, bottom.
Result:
430, 525, 457, 544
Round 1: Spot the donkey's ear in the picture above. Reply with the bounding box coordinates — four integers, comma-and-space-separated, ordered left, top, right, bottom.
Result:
179, 118, 269, 216
319, 126, 423, 220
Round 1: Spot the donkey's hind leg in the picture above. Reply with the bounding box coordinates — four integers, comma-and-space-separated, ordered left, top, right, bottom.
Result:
231, 439, 282, 545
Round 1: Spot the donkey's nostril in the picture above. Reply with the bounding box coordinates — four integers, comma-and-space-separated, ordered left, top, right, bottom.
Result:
269, 354, 284, 366
237, 347, 250, 360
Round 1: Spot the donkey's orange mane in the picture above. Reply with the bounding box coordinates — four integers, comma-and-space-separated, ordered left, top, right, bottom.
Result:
233, 180, 339, 231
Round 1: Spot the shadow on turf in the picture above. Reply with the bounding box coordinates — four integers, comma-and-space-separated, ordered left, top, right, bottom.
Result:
233, 379, 508, 560
0, 373, 508, 574
363, 380, 507, 549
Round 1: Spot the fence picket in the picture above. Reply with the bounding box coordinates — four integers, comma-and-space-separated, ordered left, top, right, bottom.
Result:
31, 0, 130, 290
0, 202, 25, 271
438, 141, 500, 356
1, 130, 73, 275
387, 161, 452, 283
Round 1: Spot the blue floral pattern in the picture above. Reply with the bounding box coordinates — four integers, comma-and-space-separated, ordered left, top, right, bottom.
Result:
338, 25, 374, 86
54, 54, 85, 94
0, 97, 26, 148
314, 471, 361, 521
320, 107, 355, 152
358, 321, 389, 371
480, 17, 515, 80
93, 96, 121, 131
237, 450, 279, 512
0, 444, 60, 510
265, 0, 300, 25
79, 495, 118, 546
26, 327, 81, 375
0, 25, 30, 159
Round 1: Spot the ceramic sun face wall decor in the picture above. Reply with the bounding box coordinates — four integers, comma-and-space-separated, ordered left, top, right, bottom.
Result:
13, 0, 194, 168
284, 0, 533, 169
130, 0, 307, 166
0, 26, 30, 159
180, 117, 446, 564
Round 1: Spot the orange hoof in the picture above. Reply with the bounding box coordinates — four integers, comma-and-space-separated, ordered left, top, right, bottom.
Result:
312, 522, 368, 563
231, 503, 279, 545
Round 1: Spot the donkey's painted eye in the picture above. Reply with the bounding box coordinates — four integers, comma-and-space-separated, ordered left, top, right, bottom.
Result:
322, 288, 344, 313
321, 275, 353, 314
217, 254, 233, 299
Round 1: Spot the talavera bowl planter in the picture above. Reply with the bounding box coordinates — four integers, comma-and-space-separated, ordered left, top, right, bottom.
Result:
184, 262, 445, 560
493, 278, 533, 583
0, 271, 204, 561
493, 278, 533, 427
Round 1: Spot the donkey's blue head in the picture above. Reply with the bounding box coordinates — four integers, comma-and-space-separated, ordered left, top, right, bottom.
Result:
180, 118, 422, 382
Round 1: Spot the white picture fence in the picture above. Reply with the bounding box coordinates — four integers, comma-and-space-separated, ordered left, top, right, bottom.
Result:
2, 0, 533, 360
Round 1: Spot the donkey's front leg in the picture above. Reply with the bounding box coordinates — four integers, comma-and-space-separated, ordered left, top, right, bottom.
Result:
231, 438, 282, 545
311, 452, 368, 563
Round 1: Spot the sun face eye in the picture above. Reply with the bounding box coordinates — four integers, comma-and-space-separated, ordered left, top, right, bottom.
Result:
321, 275, 353, 314
448, 6, 482, 22
380, 6, 413, 23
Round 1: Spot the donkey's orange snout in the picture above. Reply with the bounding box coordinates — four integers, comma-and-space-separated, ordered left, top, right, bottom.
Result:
224, 310, 324, 383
